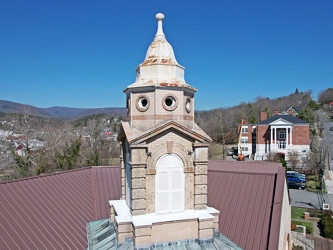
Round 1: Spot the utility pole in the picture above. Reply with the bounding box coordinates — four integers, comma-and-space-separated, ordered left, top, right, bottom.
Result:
328, 151, 331, 171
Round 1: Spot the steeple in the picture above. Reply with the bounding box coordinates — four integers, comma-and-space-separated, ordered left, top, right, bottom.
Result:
125, 13, 195, 91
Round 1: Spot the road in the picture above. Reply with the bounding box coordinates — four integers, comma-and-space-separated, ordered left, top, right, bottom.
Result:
290, 188, 333, 210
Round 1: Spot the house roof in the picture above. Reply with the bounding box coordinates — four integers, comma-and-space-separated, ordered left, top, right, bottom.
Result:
87, 218, 243, 250
0, 166, 120, 250
286, 106, 302, 113
0, 161, 286, 250
258, 113, 308, 125
207, 160, 287, 250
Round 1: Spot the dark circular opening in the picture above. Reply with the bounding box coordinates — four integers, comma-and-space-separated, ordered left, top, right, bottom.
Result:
185, 98, 191, 112
136, 95, 150, 111
165, 98, 173, 106
141, 98, 148, 107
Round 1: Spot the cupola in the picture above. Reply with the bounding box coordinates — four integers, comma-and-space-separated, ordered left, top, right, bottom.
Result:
124, 13, 196, 131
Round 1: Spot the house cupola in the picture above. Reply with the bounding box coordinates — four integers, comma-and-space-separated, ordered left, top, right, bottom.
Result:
124, 13, 196, 131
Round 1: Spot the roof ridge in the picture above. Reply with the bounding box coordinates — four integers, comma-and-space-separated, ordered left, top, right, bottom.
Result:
208, 160, 282, 174
0, 166, 92, 185
208, 168, 278, 175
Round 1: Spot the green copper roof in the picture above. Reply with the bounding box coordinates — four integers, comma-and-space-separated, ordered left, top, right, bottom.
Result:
86, 219, 117, 250
86, 219, 242, 250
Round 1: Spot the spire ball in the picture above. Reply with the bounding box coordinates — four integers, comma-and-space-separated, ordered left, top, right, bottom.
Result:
156, 13, 164, 21
155, 13, 165, 37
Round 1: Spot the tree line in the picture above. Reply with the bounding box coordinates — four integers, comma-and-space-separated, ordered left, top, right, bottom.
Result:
0, 113, 122, 180
1, 87, 331, 181
196, 89, 320, 142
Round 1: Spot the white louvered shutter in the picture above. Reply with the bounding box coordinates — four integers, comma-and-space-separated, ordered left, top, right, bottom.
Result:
158, 171, 169, 213
171, 170, 182, 211
156, 154, 184, 214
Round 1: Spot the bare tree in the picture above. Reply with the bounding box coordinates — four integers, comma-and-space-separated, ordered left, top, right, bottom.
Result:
318, 87, 333, 105
264, 151, 278, 162
307, 138, 329, 190
0, 153, 15, 181
317, 119, 325, 138
287, 150, 300, 171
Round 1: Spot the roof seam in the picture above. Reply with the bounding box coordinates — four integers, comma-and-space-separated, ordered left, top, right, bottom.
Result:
91, 168, 98, 220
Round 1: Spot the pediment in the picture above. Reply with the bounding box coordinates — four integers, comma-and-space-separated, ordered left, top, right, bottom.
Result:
118, 120, 212, 145
269, 118, 292, 126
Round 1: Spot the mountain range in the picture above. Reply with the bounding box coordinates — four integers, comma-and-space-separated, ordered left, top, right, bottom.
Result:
0, 100, 126, 119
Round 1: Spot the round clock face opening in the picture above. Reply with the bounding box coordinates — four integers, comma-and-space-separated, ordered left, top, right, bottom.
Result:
136, 95, 150, 111
126, 98, 130, 115
165, 97, 175, 107
139, 98, 148, 108
185, 98, 191, 113
163, 95, 178, 111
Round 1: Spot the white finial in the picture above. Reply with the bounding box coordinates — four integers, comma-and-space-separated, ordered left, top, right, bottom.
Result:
155, 13, 165, 37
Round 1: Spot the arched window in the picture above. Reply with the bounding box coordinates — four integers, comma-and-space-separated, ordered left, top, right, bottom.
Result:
155, 154, 184, 214
278, 130, 286, 140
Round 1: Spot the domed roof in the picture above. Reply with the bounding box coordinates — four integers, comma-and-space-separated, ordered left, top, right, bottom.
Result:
141, 13, 179, 66
125, 13, 196, 92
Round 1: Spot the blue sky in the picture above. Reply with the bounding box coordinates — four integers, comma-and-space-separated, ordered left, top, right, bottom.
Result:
0, 0, 332, 111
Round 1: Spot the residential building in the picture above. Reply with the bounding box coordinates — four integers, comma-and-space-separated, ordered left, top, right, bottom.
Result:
285, 106, 302, 117
238, 111, 310, 161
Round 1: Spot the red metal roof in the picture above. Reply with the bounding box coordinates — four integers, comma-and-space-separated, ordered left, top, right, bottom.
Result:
207, 160, 286, 250
0, 161, 285, 250
0, 166, 120, 250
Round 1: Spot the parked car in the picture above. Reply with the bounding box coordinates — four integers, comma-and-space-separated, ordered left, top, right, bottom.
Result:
287, 171, 306, 182
288, 180, 305, 190
227, 149, 234, 156
287, 170, 306, 178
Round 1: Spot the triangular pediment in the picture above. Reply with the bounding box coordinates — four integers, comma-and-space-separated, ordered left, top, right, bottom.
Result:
269, 118, 292, 126
118, 120, 212, 145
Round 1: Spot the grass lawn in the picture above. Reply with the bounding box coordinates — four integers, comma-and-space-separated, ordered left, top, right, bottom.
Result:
306, 175, 326, 193
208, 143, 223, 159
208, 142, 236, 160
307, 175, 320, 191
291, 220, 314, 234
291, 208, 314, 235
291, 207, 307, 220
307, 175, 319, 181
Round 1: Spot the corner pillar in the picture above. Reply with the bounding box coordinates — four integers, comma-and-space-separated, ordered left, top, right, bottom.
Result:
193, 143, 209, 210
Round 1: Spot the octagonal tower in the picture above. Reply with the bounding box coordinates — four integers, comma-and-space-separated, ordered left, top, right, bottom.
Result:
124, 13, 196, 131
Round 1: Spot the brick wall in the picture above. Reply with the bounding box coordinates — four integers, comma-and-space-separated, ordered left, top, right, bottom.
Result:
292, 126, 310, 145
